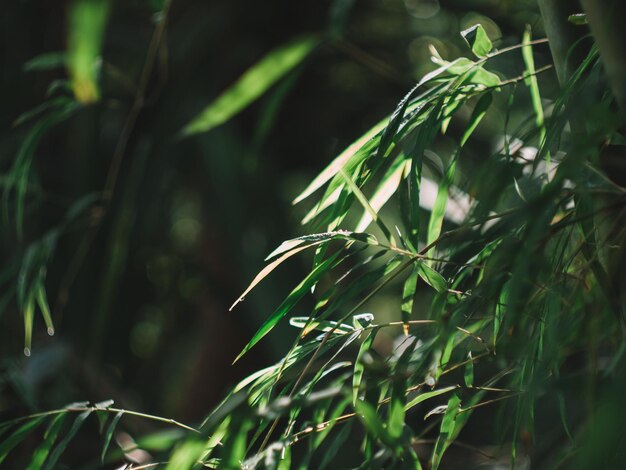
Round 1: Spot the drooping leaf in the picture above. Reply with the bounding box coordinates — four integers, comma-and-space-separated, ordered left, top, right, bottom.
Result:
431, 392, 461, 470
319, 421, 353, 470
401, 264, 420, 332
23, 52, 67, 72
353, 328, 378, 406
35, 281, 54, 336
355, 399, 393, 446
182, 36, 319, 135
426, 93, 492, 251
101, 411, 123, 462
356, 158, 410, 232
27, 414, 67, 470
522, 26, 546, 150
23, 293, 35, 357
44, 409, 92, 470
234, 251, 345, 362
0, 416, 46, 465
294, 121, 386, 205
464, 352, 474, 387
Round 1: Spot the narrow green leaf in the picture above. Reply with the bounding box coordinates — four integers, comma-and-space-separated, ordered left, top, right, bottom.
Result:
355, 158, 410, 232
567, 13, 587, 25
522, 26, 546, 149
426, 93, 492, 253
265, 231, 378, 261
433, 57, 501, 88
27, 414, 67, 470
230, 244, 312, 311
405, 386, 457, 411
234, 251, 344, 362
494, 284, 509, 348
355, 399, 392, 446
23, 293, 35, 356
401, 264, 420, 332
44, 410, 92, 470
460, 92, 492, 147
416, 262, 447, 293
339, 168, 394, 243
165, 437, 207, 470
388, 337, 415, 441
0, 416, 46, 465
353, 328, 378, 406
182, 36, 319, 135
23, 52, 67, 72
461, 24, 493, 58
35, 282, 54, 336
101, 411, 123, 462
293, 121, 385, 205
289, 316, 354, 336
431, 392, 461, 470
67, 0, 110, 103
319, 421, 352, 470
464, 352, 474, 387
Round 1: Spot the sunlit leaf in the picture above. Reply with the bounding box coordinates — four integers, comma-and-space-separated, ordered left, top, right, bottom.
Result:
182, 36, 319, 135
234, 251, 345, 362
27, 414, 67, 470
67, 0, 110, 103
461, 24, 493, 58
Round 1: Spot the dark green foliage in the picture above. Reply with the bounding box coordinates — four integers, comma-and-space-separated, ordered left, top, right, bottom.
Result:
2, 1, 626, 468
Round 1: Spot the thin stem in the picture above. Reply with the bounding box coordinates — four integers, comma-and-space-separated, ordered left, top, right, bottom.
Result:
0, 405, 198, 433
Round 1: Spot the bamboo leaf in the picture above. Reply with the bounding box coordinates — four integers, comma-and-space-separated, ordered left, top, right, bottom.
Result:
339, 168, 394, 243
289, 316, 354, 336
522, 26, 546, 149
461, 24, 493, 58
27, 414, 67, 470
353, 328, 378, 406
165, 437, 207, 470
101, 411, 123, 462
293, 121, 385, 205
416, 262, 447, 293
405, 386, 457, 411
23, 292, 35, 357
355, 399, 393, 446
319, 421, 352, 470
67, 0, 110, 103
23, 52, 67, 72
265, 231, 378, 261
0, 416, 46, 465
356, 158, 410, 232
230, 244, 312, 311
464, 352, 474, 387
401, 265, 420, 332
182, 36, 319, 136
426, 93, 492, 252
35, 281, 55, 336
431, 392, 461, 470
234, 251, 345, 362
44, 409, 92, 470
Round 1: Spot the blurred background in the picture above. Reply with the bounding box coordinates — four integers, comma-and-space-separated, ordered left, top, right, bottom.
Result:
0, 0, 552, 454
